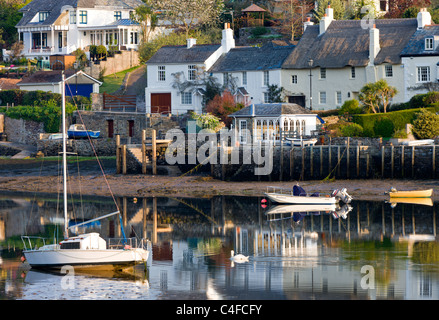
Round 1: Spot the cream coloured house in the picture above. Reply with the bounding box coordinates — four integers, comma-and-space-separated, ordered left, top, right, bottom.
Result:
281, 6, 421, 110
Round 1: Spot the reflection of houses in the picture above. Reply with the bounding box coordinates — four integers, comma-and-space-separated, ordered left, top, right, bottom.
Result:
228, 103, 319, 144
3, 0, 144, 61
17, 70, 101, 97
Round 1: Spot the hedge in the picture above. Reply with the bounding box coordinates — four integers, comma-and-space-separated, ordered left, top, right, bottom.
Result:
0, 89, 90, 108
352, 106, 439, 137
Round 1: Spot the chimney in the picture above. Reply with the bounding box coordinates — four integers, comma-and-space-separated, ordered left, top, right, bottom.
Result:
417, 8, 432, 29
304, 17, 314, 31
187, 38, 196, 49
221, 22, 235, 53
369, 24, 380, 65
319, 6, 334, 35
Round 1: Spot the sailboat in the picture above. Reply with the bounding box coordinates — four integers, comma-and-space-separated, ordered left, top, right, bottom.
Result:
21, 73, 149, 270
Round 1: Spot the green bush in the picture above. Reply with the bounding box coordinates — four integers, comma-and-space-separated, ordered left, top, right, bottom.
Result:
251, 27, 269, 37
373, 118, 394, 137
411, 108, 439, 139
338, 99, 362, 116
340, 123, 363, 137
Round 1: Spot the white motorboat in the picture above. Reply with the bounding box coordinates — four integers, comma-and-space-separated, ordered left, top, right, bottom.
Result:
285, 137, 317, 147
264, 185, 352, 205
21, 73, 149, 270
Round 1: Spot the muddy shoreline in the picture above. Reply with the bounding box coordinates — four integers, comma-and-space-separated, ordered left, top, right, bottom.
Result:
0, 167, 438, 201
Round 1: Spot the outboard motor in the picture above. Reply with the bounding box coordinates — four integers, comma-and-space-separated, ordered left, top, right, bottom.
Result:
333, 204, 353, 219
332, 188, 353, 204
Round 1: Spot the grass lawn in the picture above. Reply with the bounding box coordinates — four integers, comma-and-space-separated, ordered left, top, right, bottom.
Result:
99, 66, 140, 94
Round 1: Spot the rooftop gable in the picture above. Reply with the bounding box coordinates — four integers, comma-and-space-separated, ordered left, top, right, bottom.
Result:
401, 25, 439, 56
146, 44, 222, 65
229, 103, 313, 117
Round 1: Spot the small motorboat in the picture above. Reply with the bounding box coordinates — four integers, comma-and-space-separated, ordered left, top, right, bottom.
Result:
67, 124, 100, 139
285, 137, 317, 147
388, 197, 433, 208
387, 188, 433, 198
264, 185, 352, 205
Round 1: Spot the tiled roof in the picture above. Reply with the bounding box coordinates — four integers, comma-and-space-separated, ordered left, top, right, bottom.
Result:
208, 42, 295, 72
229, 103, 313, 117
0, 78, 21, 90
17, 0, 144, 27
401, 25, 439, 56
18, 70, 99, 84
282, 18, 418, 69
146, 44, 221, 64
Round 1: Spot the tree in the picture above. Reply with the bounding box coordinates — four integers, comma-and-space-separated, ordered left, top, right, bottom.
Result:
411, 108, 439, 139
266, 84, 284, 103
152, 0, 224, 37
314, 0, 345, 21
384, 0, 430, 18
135, 2, 158, 44
358, 80, 397, 113
205, 91, 243, 126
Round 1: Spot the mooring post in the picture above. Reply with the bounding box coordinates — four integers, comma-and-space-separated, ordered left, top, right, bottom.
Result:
142, 130, 146, 174
310, 145, 313, 178
337, 146, 340, 177
381, 146, 385, 178
356, 146, 360, 178
116, 134, 121, 174
401, 145, 405, 178
152, 129, 157, 175
346, 138, 350, 178
433, 145, 436, 178
122, 144, 127, 175
412, 146, 415, 178
290, 147, 295, 179
391, 145, 394, 178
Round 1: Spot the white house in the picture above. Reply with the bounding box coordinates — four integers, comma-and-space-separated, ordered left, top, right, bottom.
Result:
3, 0, 145, 62
281, 6, 419, 110
228, 103, 318, 145
208, 42, 295, 106
144, 24, 236, 114
17, 70, 101, 97
400, 9, 439, 101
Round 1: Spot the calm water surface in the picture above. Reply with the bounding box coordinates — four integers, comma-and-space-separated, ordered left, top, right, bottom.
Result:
0, 192, 438, 300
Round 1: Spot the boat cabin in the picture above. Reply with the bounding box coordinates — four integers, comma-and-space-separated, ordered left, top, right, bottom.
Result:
60, 233, 107, 250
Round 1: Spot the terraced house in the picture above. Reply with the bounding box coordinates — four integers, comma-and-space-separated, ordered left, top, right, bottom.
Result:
3, 0, 145, 62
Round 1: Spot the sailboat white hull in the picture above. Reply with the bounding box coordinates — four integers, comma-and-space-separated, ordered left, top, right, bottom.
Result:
23, 248, 149, 269
264, 193, 337, 205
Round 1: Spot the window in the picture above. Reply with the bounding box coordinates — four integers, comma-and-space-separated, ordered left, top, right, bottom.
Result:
319, 91, 326, 104
351, 67, 356, 79
320, 68, 326, 79
263, 71, 269, 86
158, 66, 165, 81
130, 32, 138, 44
70, 10, 76, 24
239, 120, 247, 144
242, 72, 247, 86
425, 38, 434, 50
292, 75, 298, 84
188, 65, 197, 81
181, 92, 192, 105
79, 10, 87, 24
39, 11, 49, 22
114, 11, 122, 21
336, 91, 342, 105
417, 66, 430, 82
264, 92, 270, 103
385, 65, 393, 77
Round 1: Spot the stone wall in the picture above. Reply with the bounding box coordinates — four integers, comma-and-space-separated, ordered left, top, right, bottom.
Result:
4, 116, 45, 146
84, 50, 140, 79
37, 138, 117, 157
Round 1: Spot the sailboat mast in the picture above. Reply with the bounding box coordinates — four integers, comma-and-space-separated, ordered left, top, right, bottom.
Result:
62, 72, 68, 239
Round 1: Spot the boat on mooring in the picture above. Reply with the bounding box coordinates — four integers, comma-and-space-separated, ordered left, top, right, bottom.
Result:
387, 188, 433, 198
67, 124, 100, 139
21, 73, 149, 270
264, 185, 352, 205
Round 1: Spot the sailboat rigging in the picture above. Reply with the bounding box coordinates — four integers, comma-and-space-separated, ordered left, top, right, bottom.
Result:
21, 72, 149, 269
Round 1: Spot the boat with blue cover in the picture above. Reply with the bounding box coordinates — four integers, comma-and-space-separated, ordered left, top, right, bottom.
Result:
67, 124, 100, 139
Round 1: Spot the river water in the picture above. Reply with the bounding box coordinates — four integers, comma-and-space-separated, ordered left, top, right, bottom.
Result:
0, 192, 438, 301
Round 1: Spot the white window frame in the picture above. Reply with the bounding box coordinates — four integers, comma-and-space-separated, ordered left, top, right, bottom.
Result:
385, 65, 393, 78
425, 38, 434, 51
319, 91, 327, 104
336, 91, 342, 105
158, 66, 165, 82
417, 66, 430, 83
263, 70, 269, 86
320, 67, 326, 79
239, 120, 248, 144
292, 75, 298, 84
181, 92, 192, 105
70, 10, 76, 24
242, 71, 247, 86
350, 66, 356, 79
188, 65, 197, 81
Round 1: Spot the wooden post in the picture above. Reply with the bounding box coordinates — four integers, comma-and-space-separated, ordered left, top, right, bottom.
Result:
391, 145, 394, 179
116, 134, 121, 174
401, 145, 405, 178
142, 130, 146, 174
356, 146, 360, 178
433, 145, 436, 178
412, 146, 415, 178
381, 146, 385, 178
320, 146, 323, 177
301, 147, 305, 179
290, 147, 294, 179
366, 153, 370, 178
346, 138, 350, 178
310, 146, 313, 178
122, 144, 127, 175
337, 146, 340, 177
152, 129, 157, 175
329, 146, 332, 175
280, 140, 284, 181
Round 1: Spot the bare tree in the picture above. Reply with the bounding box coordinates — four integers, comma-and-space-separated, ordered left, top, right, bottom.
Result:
152, 0, 224, 37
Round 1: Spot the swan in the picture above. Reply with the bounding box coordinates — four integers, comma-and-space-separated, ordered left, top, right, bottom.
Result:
230, 250, 249, 263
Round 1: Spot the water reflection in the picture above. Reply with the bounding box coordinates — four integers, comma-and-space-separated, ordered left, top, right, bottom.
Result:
0, 193, 439, 300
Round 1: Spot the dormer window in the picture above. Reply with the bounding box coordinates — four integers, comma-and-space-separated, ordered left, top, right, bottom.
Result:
39, 11, 49, 22
425, 37, 434, 50
114, 11, 122, 21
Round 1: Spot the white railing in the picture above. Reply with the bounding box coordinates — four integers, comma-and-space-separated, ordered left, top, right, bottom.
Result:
107, 237, 149, 250
266, 186, 294, 195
